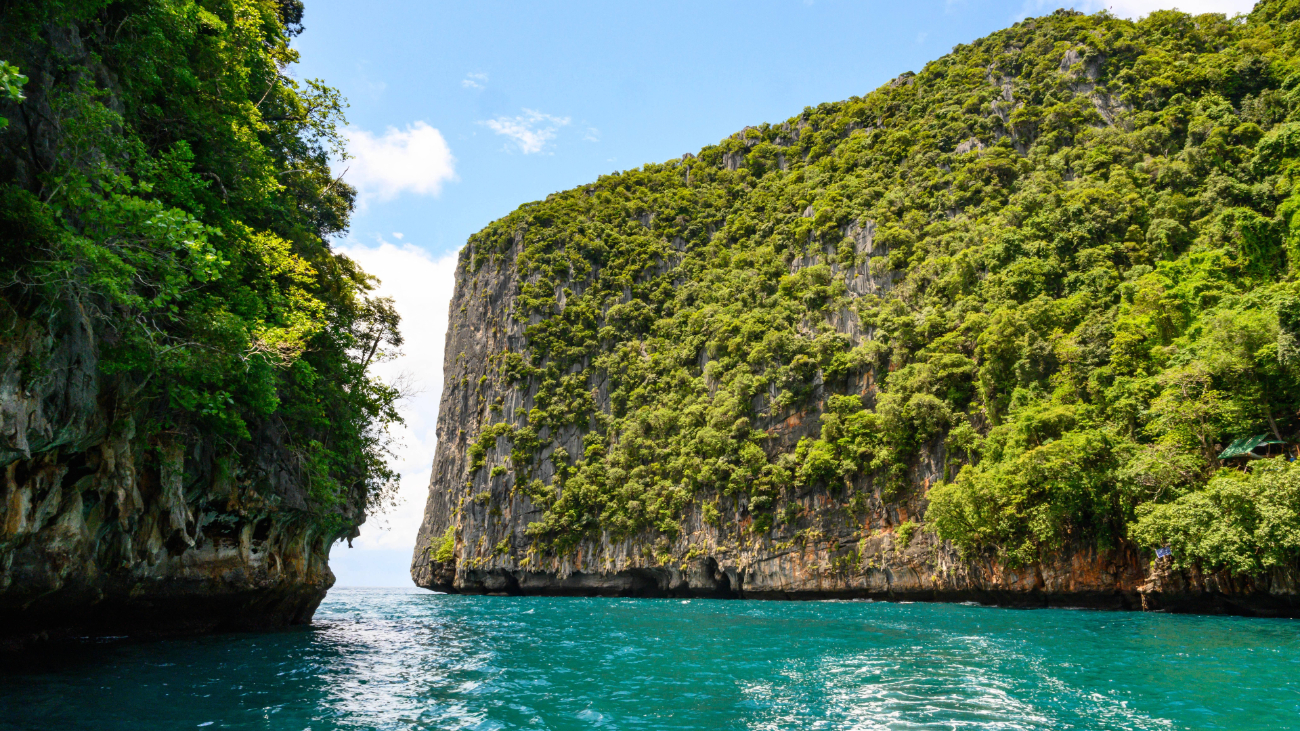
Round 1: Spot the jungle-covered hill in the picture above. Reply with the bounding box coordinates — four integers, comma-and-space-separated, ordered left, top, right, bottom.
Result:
1, 0, 401, 535
0, 0, 400, 642
446, 0, 1300, 578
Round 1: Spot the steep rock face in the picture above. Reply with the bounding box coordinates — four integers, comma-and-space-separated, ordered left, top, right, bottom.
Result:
0, 306, 353, 650
410, 226, 1300, 618
1, 5, 388, 647
413, 6, 1300, 617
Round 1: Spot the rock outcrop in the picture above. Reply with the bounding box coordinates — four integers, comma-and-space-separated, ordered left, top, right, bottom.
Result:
1, 6, 380, 649
412, 6, 1300, 618
0, 306, 354, 651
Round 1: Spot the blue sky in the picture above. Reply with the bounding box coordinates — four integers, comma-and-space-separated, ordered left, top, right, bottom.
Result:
296, 0, 1256, 587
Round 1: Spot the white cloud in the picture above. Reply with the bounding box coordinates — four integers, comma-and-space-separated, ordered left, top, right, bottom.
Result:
584, 126, 601, 142
335, 240, 461, 554
482, 108, 571, 154
462, 71, 489, 90
342, 122, 456, 203
1024, 0, 1255, 18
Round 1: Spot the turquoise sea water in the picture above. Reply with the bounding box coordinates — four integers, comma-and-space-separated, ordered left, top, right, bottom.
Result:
2, 588, 1298, 730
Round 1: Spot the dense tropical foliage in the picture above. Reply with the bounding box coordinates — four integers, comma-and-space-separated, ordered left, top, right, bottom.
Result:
462, 1, 1300, 573
0, 0, 401, 531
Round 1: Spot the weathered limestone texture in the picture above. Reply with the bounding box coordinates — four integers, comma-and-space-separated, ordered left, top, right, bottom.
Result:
411, 221, 1300, 619
0, 305, 354, 650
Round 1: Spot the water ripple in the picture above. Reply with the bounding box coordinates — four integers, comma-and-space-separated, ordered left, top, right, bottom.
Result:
1, 589, 1298, 730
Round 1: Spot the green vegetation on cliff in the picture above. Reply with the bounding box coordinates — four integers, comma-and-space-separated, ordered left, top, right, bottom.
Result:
457, 1, 1300, 575
0, 0, 400, 532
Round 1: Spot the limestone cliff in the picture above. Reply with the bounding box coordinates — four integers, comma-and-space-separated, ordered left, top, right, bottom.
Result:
0, 307, 356, 651
0, 4, 392, 648
413, 5, 1300, 617
410, 220, 1300, 618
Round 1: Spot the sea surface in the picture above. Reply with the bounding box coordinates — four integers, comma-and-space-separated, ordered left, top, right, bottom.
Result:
2, 588, 1298, 730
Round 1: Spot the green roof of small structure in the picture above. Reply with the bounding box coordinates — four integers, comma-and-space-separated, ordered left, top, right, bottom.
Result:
1218, 434, 1286, 460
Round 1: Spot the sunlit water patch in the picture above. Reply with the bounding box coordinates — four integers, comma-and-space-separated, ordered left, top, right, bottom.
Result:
1, 588, 1297, 730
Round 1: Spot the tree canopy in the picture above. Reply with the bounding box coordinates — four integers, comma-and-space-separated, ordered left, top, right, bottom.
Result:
458, 2, 1300, 574
0, 0, 401, 535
